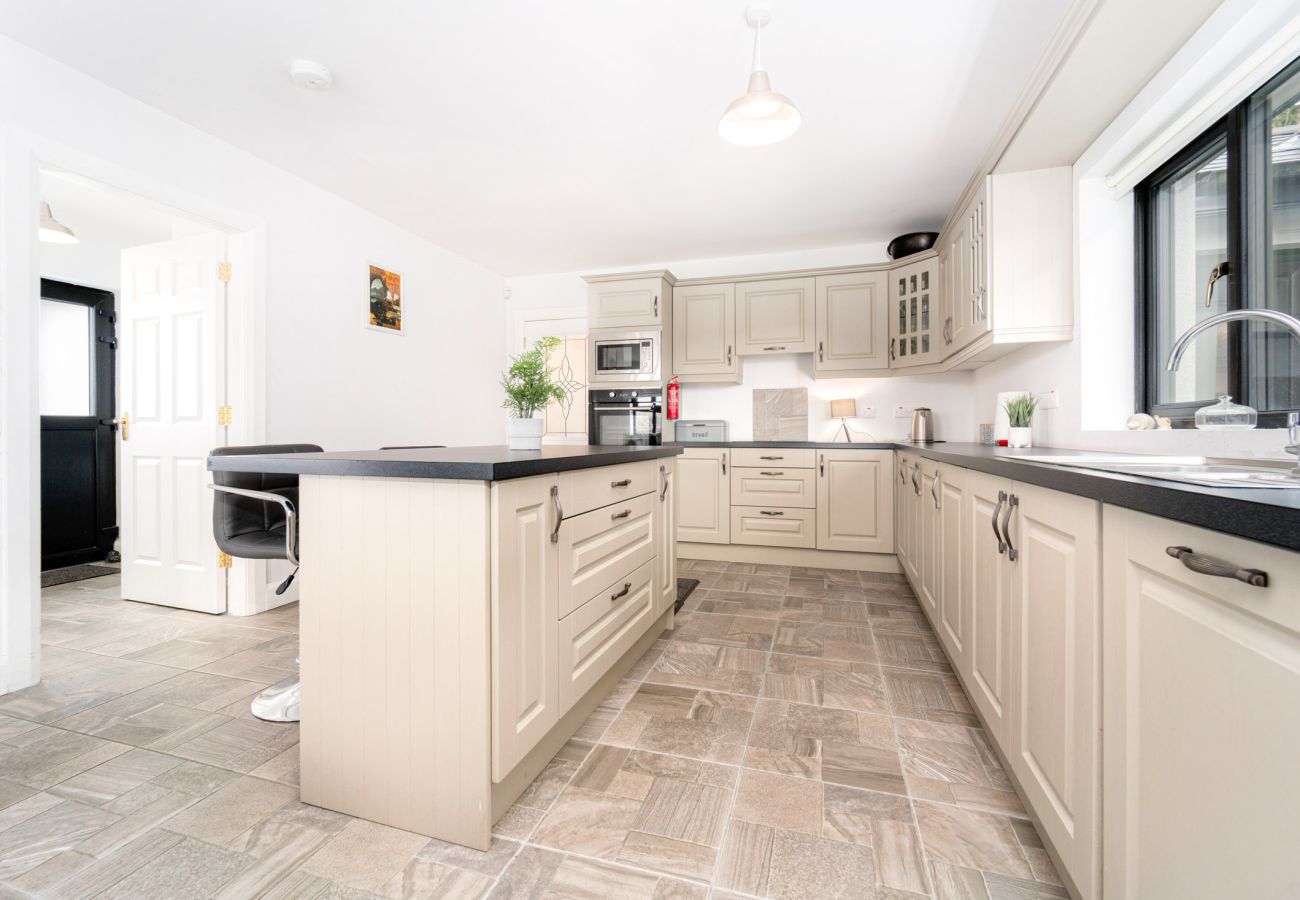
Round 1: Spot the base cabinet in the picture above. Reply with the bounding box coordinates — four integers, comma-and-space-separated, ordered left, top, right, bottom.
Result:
1103, 507, 1300, 900
815, 450, 893, 553
676, 449, 730, 544
964, 469, 1013, 744
655, 460, 676, 613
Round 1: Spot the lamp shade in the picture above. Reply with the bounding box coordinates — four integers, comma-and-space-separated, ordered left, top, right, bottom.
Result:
718, 69, 802, 147
830, 399, 856, 419
39, 202, 78, 244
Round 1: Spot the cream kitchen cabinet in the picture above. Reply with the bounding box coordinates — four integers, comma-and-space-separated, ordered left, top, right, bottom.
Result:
896, 453, 922, 584
962, 468, 1013, 745
1103, 507, 1300, 900
585, 272, 673, 331
945, 167, 1073, 365
655, 460, 676, 614
673, 283, 739, 382
917, 464, 940, 621
814, 271, 889, 377
676, 448, 730, 544
889, 255, 942, 368
933, 463, 967, 671
735, 277, 815, 355
815, 450, 894, 553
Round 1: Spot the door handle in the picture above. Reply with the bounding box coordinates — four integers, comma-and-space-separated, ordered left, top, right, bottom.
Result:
611, 508, 632, 521
911, 463, 920, 495
659, 464, 669, 501
992, 491, 1006, 554
550, 485, 563, 543
1203, 262, 1231, 309
1002, 493, 1019, 562
819, 454, 825, 477
111, 412, 130, 441
610, 582, 632, 602
1165, 545, 1267, 587
610, 478, 632, 488
889, 338, 896, 361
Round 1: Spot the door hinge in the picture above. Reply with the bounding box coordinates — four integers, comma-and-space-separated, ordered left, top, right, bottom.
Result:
97, 336, 118, 350
96, 308, 117, 324
217, 261, 232, 283
217, 404, 234, 427
217, 551, 233, 569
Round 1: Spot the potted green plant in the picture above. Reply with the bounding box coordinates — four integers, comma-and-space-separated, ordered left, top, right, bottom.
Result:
1003, 393, 1038, 448
501, 336, 565, 450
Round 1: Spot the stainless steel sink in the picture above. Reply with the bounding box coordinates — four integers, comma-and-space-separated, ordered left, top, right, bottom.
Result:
1009, 454, 1300, 489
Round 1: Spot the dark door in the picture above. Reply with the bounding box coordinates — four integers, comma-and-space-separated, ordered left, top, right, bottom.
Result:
40, 279, 117, 570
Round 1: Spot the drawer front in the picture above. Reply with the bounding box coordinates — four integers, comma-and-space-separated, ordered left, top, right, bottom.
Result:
558, 559, 658, 710
564, 460, 657, 517
730, 467, 816, 509
559, 491, 656, 619
730, 506, 817, 549
731, 448, 815, 469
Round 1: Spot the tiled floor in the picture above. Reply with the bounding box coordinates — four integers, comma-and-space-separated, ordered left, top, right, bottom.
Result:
0, 564, 1068, 899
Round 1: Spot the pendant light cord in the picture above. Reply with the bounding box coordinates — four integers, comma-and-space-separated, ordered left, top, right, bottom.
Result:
749, 16, 765, 73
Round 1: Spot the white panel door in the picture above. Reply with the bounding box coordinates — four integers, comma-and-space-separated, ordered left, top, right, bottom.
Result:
119, 235, 226, 612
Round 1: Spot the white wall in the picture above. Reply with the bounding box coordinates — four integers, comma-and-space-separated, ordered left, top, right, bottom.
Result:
508, 242, 977, 443
0, 36, 507, 691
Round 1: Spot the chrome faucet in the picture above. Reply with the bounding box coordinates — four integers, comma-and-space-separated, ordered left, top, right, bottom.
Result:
1165, 308, 1300, 463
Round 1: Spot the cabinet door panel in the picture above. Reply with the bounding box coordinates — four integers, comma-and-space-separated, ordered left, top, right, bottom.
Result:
815, 450, 893, 554
815, 271, 888, 375
589, 277, 664, 329
1009, 482, 1099, 899
673, 283, 737, 377
656, 460, 676, 614
736, 277, 815, 354
964, 469, 1011, 743
676, 449, 730, 544
917, 467, 939, 620
491, 476, 559, 780
935, 464, 967, 669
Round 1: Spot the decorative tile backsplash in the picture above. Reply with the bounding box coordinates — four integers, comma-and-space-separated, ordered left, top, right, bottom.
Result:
752, 388, 808, 441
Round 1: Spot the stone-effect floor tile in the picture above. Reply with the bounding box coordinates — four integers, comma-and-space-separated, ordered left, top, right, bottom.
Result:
95, 835, 249, 899
0, 799, 121, 881
731, 770, 822, 836
530, 787, 642, 859
163, 775, 296, 845
766, 827, 877, 900
487, 845, 563, 899
300, 819, 430, 893
914, 801, 1033, 880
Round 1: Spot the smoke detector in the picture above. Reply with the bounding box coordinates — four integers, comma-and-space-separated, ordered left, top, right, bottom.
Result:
289, 60, 334, 91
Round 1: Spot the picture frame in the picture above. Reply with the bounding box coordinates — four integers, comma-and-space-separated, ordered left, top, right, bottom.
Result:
368, 263, 403, 334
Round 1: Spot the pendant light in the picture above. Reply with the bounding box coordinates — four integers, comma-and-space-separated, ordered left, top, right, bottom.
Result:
38, 202, 78, 244
718, 4, 801, 147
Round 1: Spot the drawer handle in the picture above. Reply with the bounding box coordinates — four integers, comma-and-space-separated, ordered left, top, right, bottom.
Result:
759, 510, 785, 516
1002, 493, 1019, 562
550, 485, 563, 544
610, 478, 632, 488
611, 508, 632, 521
611, 582, 632, 602
759, 455, 784, 460
759, 471, 785, 476
1166, 546, 1268, 587
763, 345, 787, 351
660, 464, 669, 501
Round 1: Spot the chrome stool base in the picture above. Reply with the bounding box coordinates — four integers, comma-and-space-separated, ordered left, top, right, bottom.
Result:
251, 673, 300, 723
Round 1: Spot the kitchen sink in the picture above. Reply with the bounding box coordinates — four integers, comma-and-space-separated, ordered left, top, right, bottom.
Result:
1009, 454, 1300, 489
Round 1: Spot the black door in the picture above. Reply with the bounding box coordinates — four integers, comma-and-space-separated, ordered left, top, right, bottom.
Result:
40, 279, 118, 570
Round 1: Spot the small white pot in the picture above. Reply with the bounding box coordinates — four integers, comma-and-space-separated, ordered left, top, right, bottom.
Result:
506, 416, 544, 451
1008, 426, 1033, 449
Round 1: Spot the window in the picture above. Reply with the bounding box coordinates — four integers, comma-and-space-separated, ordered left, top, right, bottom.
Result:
1137, 54, 1300, 426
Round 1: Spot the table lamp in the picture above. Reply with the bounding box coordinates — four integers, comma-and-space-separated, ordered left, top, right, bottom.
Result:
830, 399, 857, 443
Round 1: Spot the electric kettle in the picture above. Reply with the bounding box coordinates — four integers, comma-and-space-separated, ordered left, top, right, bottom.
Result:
910, 407, 934, 443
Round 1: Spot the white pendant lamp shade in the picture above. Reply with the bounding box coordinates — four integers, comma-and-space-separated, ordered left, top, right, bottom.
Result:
718, 6, 801, 147
39, 201, 78, 244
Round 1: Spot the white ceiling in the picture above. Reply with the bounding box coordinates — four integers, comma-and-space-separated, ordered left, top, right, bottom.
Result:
1, 1, 1071, 276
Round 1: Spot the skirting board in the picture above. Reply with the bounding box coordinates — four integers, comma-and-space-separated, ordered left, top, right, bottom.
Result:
491, 607, 673, 822
677, 541, 901, 573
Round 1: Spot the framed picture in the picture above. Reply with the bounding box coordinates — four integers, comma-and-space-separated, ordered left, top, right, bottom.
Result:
368, 264, 402, 334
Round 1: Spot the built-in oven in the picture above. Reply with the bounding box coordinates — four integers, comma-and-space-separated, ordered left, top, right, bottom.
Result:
589, 330, 660, 384
589, 388, 662, 446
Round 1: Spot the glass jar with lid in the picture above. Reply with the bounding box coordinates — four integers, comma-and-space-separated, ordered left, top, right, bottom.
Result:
1194, 395, 1257, 430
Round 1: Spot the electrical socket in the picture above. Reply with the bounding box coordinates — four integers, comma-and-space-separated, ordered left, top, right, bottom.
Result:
1037, 389, 1060, 410
861, 405, 877, 419
894, 404, 910, 419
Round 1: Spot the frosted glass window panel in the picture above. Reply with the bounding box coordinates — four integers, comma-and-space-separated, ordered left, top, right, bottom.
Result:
40, 299, 92, 416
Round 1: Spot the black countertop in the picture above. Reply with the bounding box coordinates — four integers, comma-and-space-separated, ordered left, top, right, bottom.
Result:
674, 440, 1300, 551
207, 444, 683, 482
666, 441, 897, 450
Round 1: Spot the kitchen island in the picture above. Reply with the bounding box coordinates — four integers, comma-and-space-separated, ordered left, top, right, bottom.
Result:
209, 444, 682, 850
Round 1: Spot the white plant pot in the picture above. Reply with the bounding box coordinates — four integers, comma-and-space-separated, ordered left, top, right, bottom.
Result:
1008, 426, 1033, 449
506, 416, 544, 451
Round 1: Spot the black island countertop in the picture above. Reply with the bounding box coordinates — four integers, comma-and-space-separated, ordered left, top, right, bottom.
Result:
207, 444, 682, 482
671, 440, 1300, 551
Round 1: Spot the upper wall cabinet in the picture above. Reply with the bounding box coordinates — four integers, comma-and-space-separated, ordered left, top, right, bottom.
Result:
736, 277, 815, 355
585, 272, 674, 331
814, 271, 889, 378
946, 167, 1073, 366
673, 283, 740, 382
888, 255, 943, 369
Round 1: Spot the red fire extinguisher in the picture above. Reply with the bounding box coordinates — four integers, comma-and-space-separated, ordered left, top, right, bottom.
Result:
666, 377, 680, 420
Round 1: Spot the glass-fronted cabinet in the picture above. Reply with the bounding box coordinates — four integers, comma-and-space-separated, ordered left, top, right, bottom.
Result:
890, 254, 942, 368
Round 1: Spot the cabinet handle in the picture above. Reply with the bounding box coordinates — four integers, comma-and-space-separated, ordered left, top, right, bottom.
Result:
611, 508, 632, 521
889, 338, 896, 361
911, 462, 920, 496
1166, 546, 1268, 587
819, 454, 825, 477
611, 582, 632, 602
759, 471, 785, 476
992, 491, 1006, 555
759, 510, 785, 516
654, 295, 658, 318
727, 345, 733, 365
1002, 493, 1019, 562
610, 478, 632, 488
759, 455, 784, 460
722, 453, 727, 474
931, 470, 942, 510
899, 462, 906, 484
763, 346, 787, 352
818, 341, 825, 362
550, 485, 563, 544
659, 464, 669, 501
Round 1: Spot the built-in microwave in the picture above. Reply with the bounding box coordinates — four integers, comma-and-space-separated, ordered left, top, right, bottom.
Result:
589, 330, 660, 384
